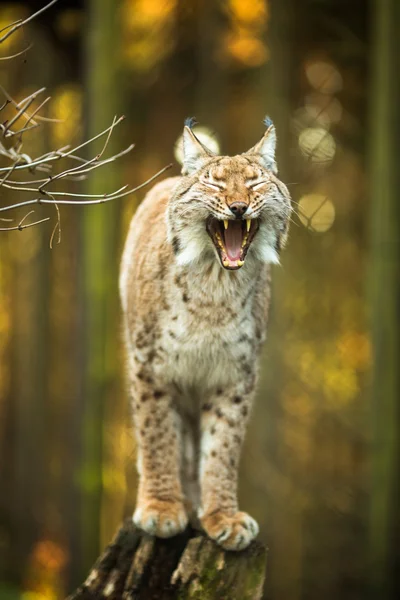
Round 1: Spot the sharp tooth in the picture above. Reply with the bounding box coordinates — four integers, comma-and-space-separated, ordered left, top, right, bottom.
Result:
242, 234, 248, 248
223, 259, 229, 267
224, 220, 229, 230
237, 260, 244, 266
246, 219, 251, 232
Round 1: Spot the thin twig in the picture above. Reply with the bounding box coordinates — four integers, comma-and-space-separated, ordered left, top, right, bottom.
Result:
0, 158, 21, 186
22, 95, 51, 129
0, 213, 50, 231
0, 85, 48, 127
0, 164, 173, 212
0, 0, 59, 44
0, 115, 126, 173
0, 0, 166, 240
5, 122, 40, 138
4, 96, 36, 132
0, 19, 23, 38
0, 43, 33, 60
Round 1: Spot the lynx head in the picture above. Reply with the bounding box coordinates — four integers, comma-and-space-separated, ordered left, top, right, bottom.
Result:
167, 117, 291, 271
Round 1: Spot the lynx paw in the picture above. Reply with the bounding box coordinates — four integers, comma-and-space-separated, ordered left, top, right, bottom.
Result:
133, 499, 188, 538
201, 510, 259, 551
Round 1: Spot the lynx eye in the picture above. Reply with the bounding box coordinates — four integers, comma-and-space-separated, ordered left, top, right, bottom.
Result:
204, 180, 224, 192
249, 181, 268, 191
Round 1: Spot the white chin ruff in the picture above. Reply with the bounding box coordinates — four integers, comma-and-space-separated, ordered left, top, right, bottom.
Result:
253, 227, 280, 264
258, 244, 280, 264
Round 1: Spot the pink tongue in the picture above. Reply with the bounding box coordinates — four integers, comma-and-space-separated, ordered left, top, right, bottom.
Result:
224, 222, 243, 261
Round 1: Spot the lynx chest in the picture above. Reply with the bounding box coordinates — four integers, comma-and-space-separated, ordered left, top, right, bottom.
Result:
158, 268, 259, 392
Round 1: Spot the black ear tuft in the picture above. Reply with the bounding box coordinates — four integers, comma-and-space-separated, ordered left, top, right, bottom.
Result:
263, 116, 274, 128
184, 116, 198, 129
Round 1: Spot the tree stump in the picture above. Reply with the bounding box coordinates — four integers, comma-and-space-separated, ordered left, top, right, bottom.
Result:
68, 519, 267, 599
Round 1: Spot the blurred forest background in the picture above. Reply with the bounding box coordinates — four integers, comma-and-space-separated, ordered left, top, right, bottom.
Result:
0, 0, 399, 599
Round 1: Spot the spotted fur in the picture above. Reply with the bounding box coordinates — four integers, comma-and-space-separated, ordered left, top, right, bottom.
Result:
119, 119, 291, 550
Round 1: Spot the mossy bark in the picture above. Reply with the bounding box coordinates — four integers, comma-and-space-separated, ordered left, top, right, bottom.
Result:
68, 520, 267, 600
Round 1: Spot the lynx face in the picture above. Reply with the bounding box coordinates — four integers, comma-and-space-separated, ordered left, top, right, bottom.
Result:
167, 119, 291, 271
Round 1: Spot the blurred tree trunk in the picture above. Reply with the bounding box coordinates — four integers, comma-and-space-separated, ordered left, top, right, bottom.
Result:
268, 0, 296, 177
196, 1, 225, 143
75, 0, 122, 584
254, 3, 301, 599
1, 29, 55, 585
7, 226, 49, 582
368, 0, 400, 598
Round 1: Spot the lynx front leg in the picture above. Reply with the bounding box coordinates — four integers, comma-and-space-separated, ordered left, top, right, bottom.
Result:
130, 368, 188, 538
199, 383, 259, 551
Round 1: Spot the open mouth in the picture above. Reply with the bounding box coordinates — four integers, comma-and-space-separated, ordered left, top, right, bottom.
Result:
206, 217, 259, 270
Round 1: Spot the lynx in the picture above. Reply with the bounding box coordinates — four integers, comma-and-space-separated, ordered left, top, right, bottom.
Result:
119, 118, 291, 551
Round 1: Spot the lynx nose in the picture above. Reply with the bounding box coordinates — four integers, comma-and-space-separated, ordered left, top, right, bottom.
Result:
229, 201, 248, 218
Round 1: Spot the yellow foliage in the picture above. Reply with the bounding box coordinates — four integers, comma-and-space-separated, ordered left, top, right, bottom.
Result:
0, 4, 28, 52
224, 32, 268, 67
220, 0, 269, 67
298, 348, 320, 389
23, 540, 68, 600
22, 593, 51, 600
7, 222, 41, 263
229, 0, 268, 25
0, 305, 10, 338
31, 540, 67, 572
123, 36, 174, 72
55, 9, 83, 39
121, 0, 176, 71
283, 335, 361, 410
123, 0, 176, 28
283, 391, 314, 420
102, 465, 127, 492
337, 331, 371, 370
282, 421, 312, 464
50, 85, 82, 148
322, 365, 359, 406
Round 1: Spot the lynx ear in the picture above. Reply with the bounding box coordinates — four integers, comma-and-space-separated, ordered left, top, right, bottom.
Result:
244, 116, 277, 173
181, 119, 214, 175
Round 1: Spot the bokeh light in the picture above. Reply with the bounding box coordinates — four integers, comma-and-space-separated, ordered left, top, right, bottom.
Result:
55, 10, 82, 39
121, 0, 177, 71
304, 95, 343, 126
298, 127, 336, 163
298, 193, 335, 232
219, 0, 269, 68
223, 32, 268, 67
305, 60, 343, 94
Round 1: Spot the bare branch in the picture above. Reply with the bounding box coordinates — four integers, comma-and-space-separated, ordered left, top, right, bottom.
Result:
0, 164, 173, 211
0, 115, 127, 174
0, 43, 33, 61
0, 158, 21, 186
21, 95, 51, 130
5, 122, 40, 138
0, 84, 58, 124
0, 0, 59, 44
3, 94, 36, 132
0, 1, 171, 240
